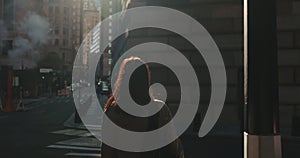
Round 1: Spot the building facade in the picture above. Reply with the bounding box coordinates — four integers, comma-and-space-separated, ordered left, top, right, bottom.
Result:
100, 0, 300, 137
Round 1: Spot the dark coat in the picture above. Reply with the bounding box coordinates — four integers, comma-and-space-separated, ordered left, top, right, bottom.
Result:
101, 100, 184, 158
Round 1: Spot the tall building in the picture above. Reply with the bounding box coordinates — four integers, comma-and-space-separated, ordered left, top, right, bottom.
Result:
42, 0, 79, 69
81, 0, 101, 67
41, 0, 100, 69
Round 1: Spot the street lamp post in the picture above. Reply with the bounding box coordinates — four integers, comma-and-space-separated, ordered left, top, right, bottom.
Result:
244, 0, 282, 157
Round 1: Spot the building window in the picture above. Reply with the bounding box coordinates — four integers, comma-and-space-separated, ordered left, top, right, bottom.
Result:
55, 27, 59, 35
62, 53, 66, 61
55, 39, 59, 45
1, 40, 13, 56
3, 0, 14, 31
63, 39, 68, 46
64, 7, 69, 14
55, 17, 59, 25
63, 28, 68, 35
55, 6, 60, 14
48, 39, 52, 45
49, 6, 53, 14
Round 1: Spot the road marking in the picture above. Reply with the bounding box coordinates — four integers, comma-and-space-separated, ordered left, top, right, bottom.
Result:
47, 145, 101, 151
65, 153, 101, 157
0, 116, 8, 120
51, 129, 92, 137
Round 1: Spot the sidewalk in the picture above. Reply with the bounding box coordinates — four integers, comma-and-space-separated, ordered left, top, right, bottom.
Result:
64, 111, 297, 139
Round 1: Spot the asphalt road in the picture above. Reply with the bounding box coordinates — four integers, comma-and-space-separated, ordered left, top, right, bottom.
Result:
0, 96, 76, 158
0, 96, 299, 158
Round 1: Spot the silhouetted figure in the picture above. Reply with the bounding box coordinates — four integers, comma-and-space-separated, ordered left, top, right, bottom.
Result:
102, 57, 184, 158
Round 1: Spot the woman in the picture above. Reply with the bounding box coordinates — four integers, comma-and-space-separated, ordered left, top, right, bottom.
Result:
102, 57, 184, 158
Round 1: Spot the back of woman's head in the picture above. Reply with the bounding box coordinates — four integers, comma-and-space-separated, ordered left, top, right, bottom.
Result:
105, 57, 152, 110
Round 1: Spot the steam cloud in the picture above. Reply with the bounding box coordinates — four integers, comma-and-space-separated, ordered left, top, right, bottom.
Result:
8, 12, 50, 65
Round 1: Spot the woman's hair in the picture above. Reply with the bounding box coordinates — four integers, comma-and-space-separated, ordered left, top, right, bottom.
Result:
104, 56, 152, 111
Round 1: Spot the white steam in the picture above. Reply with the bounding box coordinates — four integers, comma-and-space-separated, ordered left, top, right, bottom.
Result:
8, 12, 50, 62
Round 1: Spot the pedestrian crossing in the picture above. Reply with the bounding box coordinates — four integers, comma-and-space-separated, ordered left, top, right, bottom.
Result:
47, 128, 101, 158
65, 152, 101, 157
25, 96, 74, 108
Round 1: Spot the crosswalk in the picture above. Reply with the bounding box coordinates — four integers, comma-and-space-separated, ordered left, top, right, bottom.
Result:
40, 96, 104, 157
47, 128, 102, 158
26, 96, 74, 108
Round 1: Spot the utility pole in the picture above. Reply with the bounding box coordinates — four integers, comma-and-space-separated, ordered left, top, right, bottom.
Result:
80, 0, 84, 43
244, 0, 282, 157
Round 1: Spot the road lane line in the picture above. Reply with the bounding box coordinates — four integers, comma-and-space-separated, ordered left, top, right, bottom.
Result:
47, 145, 101, 151
0, 116, 8, 120
65, 153, 101, 157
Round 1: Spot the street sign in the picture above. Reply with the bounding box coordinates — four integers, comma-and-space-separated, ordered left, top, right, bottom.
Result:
40, 68, 53, 73
13, 76, 19, 87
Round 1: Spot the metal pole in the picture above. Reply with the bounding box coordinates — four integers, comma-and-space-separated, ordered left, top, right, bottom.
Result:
244, 0, 282, 157
5, 67, 14, 112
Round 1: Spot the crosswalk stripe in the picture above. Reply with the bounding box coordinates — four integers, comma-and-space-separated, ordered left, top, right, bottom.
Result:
51, 129, 92, 137
47, 145, 101, 151
65, 153, 101, 157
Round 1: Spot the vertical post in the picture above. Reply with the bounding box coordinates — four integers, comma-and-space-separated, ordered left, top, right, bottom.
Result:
80, 0, 84, 43
5, 68, 14, 112
244, 0, 282, 157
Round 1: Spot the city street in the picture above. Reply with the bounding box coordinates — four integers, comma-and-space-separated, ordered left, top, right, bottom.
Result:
0, 96, 101, 158
0, 96, 299, 158
1, 0, 300, 157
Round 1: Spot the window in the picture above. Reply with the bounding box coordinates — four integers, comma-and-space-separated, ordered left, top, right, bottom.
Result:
1, 40, 13, 56
63, 28, 68, 35
48, 39, 52, 45
62, 53, 66, 61
55, 17, 59, 25
64, 17, 69, 25
55, 39, 59, 45
63, 39, 68, 46
55, 6, 59, 14
64, 7, 69, 14
49, 6, 53, 14
55, 27, 59, 35
3, 0, 14, 30
108, 59, 112, 65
